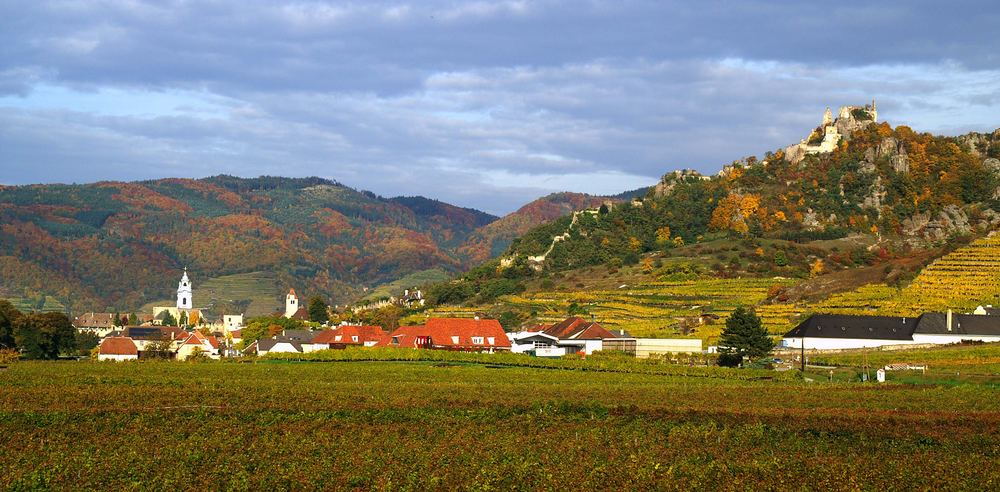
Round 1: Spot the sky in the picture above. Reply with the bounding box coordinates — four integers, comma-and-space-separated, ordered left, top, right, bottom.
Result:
2, 1, 1000, 215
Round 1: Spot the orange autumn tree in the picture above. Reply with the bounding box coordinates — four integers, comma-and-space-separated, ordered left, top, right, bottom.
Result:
709, 193, 762, 235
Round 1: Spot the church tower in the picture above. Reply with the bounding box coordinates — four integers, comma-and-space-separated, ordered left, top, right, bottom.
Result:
177, 268, 193, 310
285, 288, 299, 318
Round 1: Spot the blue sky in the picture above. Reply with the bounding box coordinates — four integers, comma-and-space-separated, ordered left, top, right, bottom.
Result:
2, 1, 999, 215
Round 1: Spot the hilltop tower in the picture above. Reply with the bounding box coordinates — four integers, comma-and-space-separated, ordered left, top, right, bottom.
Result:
285, 288, 299, 318
176, 268, 192, 310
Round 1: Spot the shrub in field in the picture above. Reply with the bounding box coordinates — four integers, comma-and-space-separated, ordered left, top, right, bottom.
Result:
717, 352, 742, 367
0, 349, 19, 364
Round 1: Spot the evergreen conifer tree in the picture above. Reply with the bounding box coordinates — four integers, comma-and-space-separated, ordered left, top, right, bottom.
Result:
717, 306, 773, 366
308, 296, 329, 323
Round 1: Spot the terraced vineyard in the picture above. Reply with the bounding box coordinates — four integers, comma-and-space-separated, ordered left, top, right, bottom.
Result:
755, 236, 1000, 334
755, 302, 806, 335
881, 236, 1000, 315
425, 237, 1000, 340
757, 284, 902, 332
445, 278, 797, 340
1, 295, 67, 314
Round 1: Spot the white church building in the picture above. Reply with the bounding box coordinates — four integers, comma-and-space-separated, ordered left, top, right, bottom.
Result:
284, 288, 308, 319
152, 268, 205, 325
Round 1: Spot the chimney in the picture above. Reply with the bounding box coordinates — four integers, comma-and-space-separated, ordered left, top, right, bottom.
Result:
947, 309, 953, 332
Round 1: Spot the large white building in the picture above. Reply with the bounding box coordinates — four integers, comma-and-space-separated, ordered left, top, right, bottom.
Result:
782, 310, 1000, 350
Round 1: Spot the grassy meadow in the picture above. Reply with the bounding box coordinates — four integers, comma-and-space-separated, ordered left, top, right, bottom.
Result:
1, 358, 998, 490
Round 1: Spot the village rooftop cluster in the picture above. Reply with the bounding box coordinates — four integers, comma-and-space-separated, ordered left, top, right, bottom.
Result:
77, 269, 1000, 362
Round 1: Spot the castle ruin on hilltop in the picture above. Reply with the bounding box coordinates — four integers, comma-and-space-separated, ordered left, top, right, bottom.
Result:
784, 100, 878, 164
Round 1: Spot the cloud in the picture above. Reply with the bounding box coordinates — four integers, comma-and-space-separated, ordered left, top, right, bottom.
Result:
1, 1, 1000, 214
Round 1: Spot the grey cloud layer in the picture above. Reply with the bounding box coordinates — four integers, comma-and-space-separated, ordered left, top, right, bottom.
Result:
1, 1, 999, 214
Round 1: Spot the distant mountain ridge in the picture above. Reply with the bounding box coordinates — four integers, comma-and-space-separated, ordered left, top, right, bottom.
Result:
0, 175, 627, 315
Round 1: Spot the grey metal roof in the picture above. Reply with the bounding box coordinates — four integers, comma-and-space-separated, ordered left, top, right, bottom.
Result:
784, 314, 916, 340
257, 338, 303, 352
914, 313, 1000, 336
122, 326, 173, 340
281, 329, 317, 342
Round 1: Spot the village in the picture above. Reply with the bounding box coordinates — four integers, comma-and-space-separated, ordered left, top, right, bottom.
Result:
77, 269, 1000, 367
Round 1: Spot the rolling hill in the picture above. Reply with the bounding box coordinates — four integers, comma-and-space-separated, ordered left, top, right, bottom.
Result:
419, 109, 1000, 340
0, 176, 500, 315
0, 175, 624, 316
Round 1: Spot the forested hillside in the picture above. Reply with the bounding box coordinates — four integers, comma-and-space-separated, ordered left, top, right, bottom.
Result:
457, 192, 611, 264
482, 123, 1000, 276
0, 176, 497, 314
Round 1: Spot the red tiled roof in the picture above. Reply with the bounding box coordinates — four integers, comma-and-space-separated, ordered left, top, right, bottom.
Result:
288, 288, 297, 296
290, 307, 309, 320
543, 317, 616, 340
180, 331, 219, 349
312, 326, 387, 345
377, 325, 425, 348
99, 337, 138, 356
381, 318, 510, 350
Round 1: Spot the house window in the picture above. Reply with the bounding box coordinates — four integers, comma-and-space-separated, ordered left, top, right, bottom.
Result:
182, 297, 187, 306
487, 337, 495, 345
533, 341, 551, 349
352, 336, 359, 342
451, 336, 460, 344
391, 336, 401, 345
472, 336, 484, 344
334, 335, 342, 342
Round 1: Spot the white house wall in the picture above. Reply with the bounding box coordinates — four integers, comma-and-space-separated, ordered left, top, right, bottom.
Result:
635, 338, 702, 357
98, 354, 138, 361
581, 340, 603, 355
911, 334, 1000, 344
781, 337, 925, 350
535, 347, 567, 357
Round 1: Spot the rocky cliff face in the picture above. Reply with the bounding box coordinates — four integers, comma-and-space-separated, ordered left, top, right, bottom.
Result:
653, 169, 707, 197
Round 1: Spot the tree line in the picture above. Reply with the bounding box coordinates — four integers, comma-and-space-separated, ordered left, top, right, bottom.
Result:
0, 300, 96, 359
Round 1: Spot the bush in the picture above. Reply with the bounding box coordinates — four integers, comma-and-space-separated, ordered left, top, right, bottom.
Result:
717, 352, 742, 367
